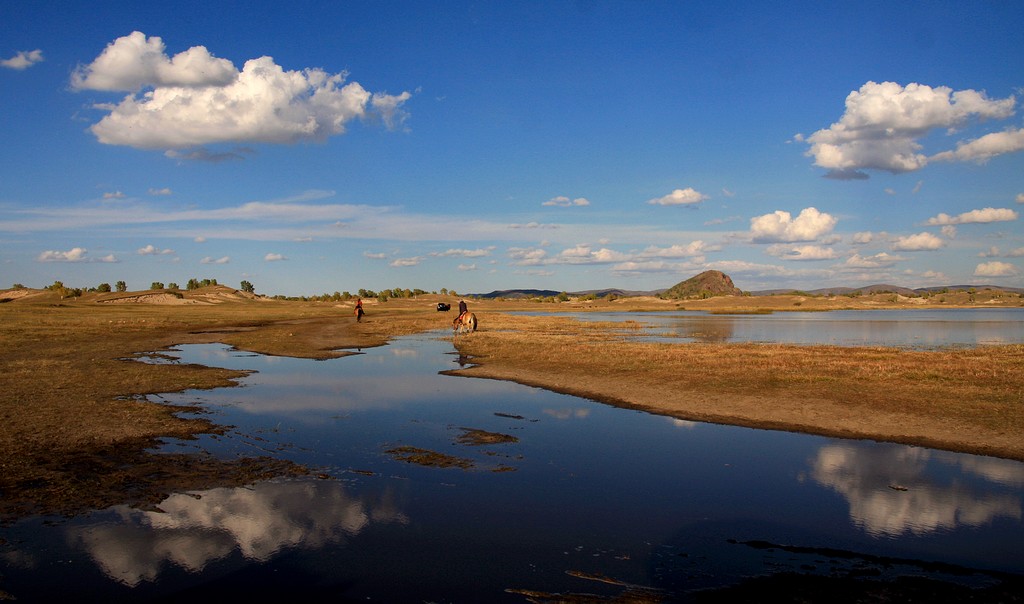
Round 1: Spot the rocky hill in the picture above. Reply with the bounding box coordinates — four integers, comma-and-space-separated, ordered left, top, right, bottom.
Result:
662, 270, 742, 299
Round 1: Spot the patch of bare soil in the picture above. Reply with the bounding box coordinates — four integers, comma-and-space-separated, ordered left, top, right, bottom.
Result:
456, 427, 519, 446
97, 293, 194, 304
385, 446, 475, 469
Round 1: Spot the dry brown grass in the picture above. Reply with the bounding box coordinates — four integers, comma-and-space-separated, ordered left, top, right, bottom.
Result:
451, 312, 1024, 461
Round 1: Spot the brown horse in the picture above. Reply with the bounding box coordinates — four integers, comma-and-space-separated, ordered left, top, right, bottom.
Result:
453, 312, 477, 334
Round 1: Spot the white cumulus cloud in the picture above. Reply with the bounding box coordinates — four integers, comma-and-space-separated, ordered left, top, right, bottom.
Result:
804, 81, 1017, 178
2, 49, 44, 70
852, 231, 876, 244
73, 32, 411, 153
766, 244, 838, 261
974, 261, 1018, 277
926, 207, 1019, 225
553, 245, 629, 264
37, 247, 117, 263
200, 256, 230, 264
647, 188, 707, 206
843, 252, 900, 268
750, 207, 837, 243
264, 253, 286, 261
931, 128, 1024, 164
640, 241, 713, 258
138, 244, 174, 255
430, 248, 493, 257
71, 31, 237, 90
543, 196, 590, 207
891, 232, 945, 251
508, 247, 548, 265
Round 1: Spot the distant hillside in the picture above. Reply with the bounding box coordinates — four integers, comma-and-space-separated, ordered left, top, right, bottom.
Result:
470, 278, 1023, 301
474, 287, 665, 299
662, 270, 742, 299
474, 289, 562, 299
572, 288, 667, 298
752, 284, 1024, 296
915, 284, 1024, 295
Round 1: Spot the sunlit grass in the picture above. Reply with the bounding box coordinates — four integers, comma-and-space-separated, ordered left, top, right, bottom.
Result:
453, 312, 1024, 459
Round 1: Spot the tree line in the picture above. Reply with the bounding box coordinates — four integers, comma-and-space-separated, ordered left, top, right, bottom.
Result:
270, 287, 461, 303
11, 280, 461, 302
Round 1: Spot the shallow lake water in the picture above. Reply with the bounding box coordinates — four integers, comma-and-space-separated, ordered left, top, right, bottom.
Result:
1, 310, 1022, 601
519, 308, 1024, 348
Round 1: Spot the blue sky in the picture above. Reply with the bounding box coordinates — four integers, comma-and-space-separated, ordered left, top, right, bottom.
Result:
1, 1, 1022, 296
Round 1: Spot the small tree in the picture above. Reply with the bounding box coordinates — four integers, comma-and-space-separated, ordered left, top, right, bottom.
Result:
167, 282, 179, 290
97, 283, 112, 293
187, 278, 200, 290
151, 282, 164, 290
240, 280, 255, 293
115, 281, 127, 292
47, 280, 78, 298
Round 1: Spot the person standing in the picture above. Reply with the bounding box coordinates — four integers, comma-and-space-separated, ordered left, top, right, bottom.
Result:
355, 297, 364, 322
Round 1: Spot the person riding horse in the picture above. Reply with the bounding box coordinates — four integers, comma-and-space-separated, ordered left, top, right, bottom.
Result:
454, 299, 468, 328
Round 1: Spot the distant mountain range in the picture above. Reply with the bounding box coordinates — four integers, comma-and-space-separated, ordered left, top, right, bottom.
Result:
473, 274, 1024, 299
750, 284, 1024, 296
473, 288, 663, 299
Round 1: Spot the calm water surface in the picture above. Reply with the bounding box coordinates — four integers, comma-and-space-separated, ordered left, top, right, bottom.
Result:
1, 311, 1022, 601
522, 307, 1024, 347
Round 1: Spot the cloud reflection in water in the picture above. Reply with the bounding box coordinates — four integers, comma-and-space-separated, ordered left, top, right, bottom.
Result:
70, 479, 408, 587
806, 444, 1022, 537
